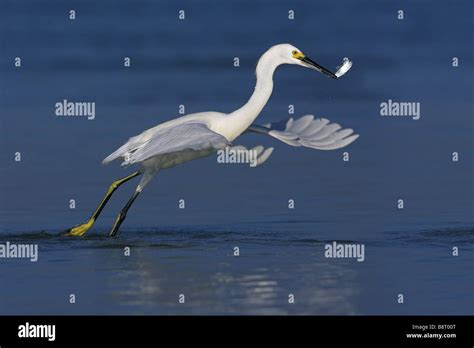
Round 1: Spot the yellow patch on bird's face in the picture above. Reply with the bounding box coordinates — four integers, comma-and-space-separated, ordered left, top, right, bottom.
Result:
291, 50, 305, 59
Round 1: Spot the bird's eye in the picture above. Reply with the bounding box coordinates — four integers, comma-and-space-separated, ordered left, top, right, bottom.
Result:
292, 50, 298, 56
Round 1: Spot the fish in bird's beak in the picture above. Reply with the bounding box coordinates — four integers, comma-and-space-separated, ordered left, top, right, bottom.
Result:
300, 56, 338, 79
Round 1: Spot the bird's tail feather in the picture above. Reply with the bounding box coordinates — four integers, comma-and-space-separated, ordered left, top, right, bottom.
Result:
102, 136, 141, 165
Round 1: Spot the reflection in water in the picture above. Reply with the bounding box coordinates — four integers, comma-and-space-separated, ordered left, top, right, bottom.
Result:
210, 262, 358, 315
103, 244, 359, 314
1, 225, 471, 314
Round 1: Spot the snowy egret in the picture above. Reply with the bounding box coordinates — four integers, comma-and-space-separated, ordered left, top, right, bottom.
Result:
64, 43, 358, 237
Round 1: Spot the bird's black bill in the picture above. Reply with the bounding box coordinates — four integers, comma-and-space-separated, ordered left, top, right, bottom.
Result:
301, 56, 337, 79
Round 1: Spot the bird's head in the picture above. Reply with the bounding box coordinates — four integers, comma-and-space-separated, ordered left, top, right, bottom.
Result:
271, 43, 338, 79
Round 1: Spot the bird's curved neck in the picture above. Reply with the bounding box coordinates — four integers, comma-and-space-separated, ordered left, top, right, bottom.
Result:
227, 54, 279, 138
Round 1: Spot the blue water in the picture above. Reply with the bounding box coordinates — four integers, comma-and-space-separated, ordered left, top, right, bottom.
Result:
0, 0, 472, 314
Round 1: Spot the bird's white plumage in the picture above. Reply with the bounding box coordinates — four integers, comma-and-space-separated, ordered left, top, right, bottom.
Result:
226, 145, 275, 166
250, 115, 359, 150
65, 44, 361, 238
102, 44, 359, 191
103, 122, 229, 167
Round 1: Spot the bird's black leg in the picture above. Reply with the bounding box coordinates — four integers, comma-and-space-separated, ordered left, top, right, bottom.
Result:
109, 190, 141, 237
64, 171, 142, 237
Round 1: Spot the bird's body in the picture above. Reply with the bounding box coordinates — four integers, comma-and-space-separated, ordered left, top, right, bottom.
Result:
102, 45, 282, 175
65, 43, 358, 237
104, 112, 225, 165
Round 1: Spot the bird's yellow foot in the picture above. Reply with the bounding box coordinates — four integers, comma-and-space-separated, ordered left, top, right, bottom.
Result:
63, 219, 95, 237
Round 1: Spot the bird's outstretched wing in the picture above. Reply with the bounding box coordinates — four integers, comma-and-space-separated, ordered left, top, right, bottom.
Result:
246, 115, 359, 150
226, 145, 274, 167
103, 122, 230, 166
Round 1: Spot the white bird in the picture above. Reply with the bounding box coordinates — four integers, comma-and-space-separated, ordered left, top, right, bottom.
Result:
64, 43, 358, 237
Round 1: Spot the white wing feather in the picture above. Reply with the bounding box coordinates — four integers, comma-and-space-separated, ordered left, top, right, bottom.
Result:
247, 115, 359, 150
226, 145, 274, 166
103, 122, 230, 166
